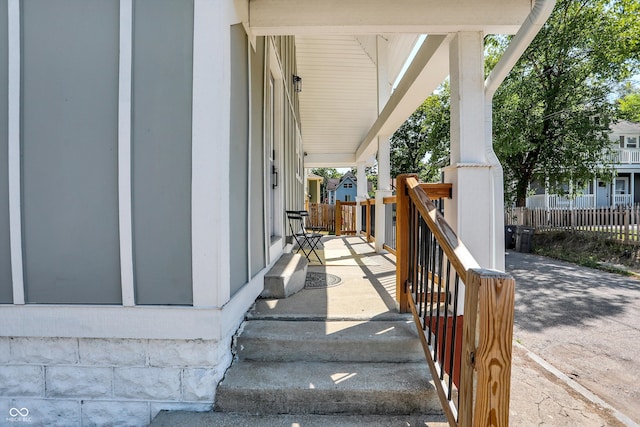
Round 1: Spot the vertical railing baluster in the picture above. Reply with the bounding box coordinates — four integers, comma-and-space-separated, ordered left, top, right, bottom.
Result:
414, 209, 420, 315
433, 244, 444, 362
408, 202, 416, 298
438, 260, 451, 381
449, 274, 460, 404
419, 216, 429, 320
422, 222, 432, 327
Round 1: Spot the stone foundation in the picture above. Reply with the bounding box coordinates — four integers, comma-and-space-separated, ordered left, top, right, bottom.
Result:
0, 336, 232, 426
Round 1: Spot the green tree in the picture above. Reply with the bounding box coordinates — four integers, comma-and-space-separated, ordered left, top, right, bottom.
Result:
618, 84, 640, 123
390, 85, 450, 183
492, 0, 640, 206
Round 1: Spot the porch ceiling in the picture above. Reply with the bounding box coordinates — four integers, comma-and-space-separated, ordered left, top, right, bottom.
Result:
242, 0, 536, 169
296, 35, 378, 168
298, 33, 449, 168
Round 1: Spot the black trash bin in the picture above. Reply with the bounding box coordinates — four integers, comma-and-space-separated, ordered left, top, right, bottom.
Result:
505, 225, 517, 249
515, 226, 534, 253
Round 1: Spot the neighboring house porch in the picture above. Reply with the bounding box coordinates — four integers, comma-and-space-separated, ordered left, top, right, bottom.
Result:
527, 120, 640, 209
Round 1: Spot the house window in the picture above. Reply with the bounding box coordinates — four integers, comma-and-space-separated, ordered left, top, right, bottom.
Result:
345, 195, 351, 202
344, 183, 353, 188
621, 135, 638, 148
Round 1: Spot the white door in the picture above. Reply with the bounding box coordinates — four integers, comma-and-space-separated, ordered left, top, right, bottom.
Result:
266, 42, 284, 262
596, 181, 609, 207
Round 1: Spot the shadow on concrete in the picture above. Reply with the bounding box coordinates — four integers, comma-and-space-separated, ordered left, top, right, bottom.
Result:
506, 251, 640, 333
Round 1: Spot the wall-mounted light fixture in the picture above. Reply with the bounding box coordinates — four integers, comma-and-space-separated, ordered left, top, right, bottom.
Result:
293, 75, 302, 93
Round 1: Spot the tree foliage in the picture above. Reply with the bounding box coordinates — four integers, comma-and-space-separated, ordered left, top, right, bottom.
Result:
390, 85, 450, 183
389, 0, 640, 205
618, 84, 640, 123
493, 0, 640, 206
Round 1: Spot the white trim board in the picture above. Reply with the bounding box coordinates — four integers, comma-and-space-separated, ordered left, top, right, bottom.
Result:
0, 261, 267, 340
8, 0, 24, 305
191, 0, 232, 307
118, 0, 135, 306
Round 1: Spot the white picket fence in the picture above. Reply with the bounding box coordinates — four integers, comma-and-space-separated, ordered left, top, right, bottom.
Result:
505, 206, 640, 243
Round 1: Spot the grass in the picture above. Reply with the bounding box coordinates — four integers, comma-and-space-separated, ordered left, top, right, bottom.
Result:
532, 230, 640, 276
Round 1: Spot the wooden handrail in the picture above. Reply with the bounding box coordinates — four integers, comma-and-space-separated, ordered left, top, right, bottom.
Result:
420, 183, 453, 199
396, 173, 515, 427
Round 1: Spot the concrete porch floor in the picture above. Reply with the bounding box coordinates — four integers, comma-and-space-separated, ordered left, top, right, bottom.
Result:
250, 235, 403, 321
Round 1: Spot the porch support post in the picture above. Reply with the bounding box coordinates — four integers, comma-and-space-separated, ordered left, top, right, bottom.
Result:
632, 172, 635, 206
356, 160, 367, 235
375, 35, 392, 253
443, 32, 494, 269
376, 137, 392, 252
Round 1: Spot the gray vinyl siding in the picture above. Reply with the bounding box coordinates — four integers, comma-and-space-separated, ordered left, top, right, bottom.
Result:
0, 5, 11, 304
229, 24, 249, 296
250, 37, 266, 277
132, 0, 194, 305
20, 0, 121, 304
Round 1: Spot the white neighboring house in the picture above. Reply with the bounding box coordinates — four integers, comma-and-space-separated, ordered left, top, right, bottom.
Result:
527, 120, 640, 209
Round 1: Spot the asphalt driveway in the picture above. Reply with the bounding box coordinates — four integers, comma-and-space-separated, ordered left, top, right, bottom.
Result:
506, 251, 640, 425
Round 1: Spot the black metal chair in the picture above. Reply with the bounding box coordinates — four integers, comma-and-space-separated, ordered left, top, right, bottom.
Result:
286, 210, 323, 264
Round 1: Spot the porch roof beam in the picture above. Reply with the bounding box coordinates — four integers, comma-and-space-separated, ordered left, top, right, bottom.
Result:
248, 0, 532, 35
356, 34, 451, 162
304, 152, 356, 168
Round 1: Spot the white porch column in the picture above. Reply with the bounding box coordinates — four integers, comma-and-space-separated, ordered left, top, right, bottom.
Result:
376, 137, 392, 252
443, 32, 494, 268
374, 36, 392, 252
356, 161, 368, 234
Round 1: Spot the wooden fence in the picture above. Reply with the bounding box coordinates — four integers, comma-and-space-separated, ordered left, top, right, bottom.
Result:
307, 202, 357, 235
505, 206, 640, 243
308, 203, 336, 233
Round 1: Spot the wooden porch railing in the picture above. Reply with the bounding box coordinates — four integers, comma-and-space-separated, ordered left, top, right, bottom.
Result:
396, 174, 515, 427
335, 200, 357, 236
359, 199, 375, 243
380, 183, 452, 255
308, 203, 335, 233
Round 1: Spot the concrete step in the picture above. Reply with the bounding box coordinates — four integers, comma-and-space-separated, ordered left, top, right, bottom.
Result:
261, 253, 308, 298
214, 361, 441, 415
150, 412, 449, 426
236, 319, 424, 362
